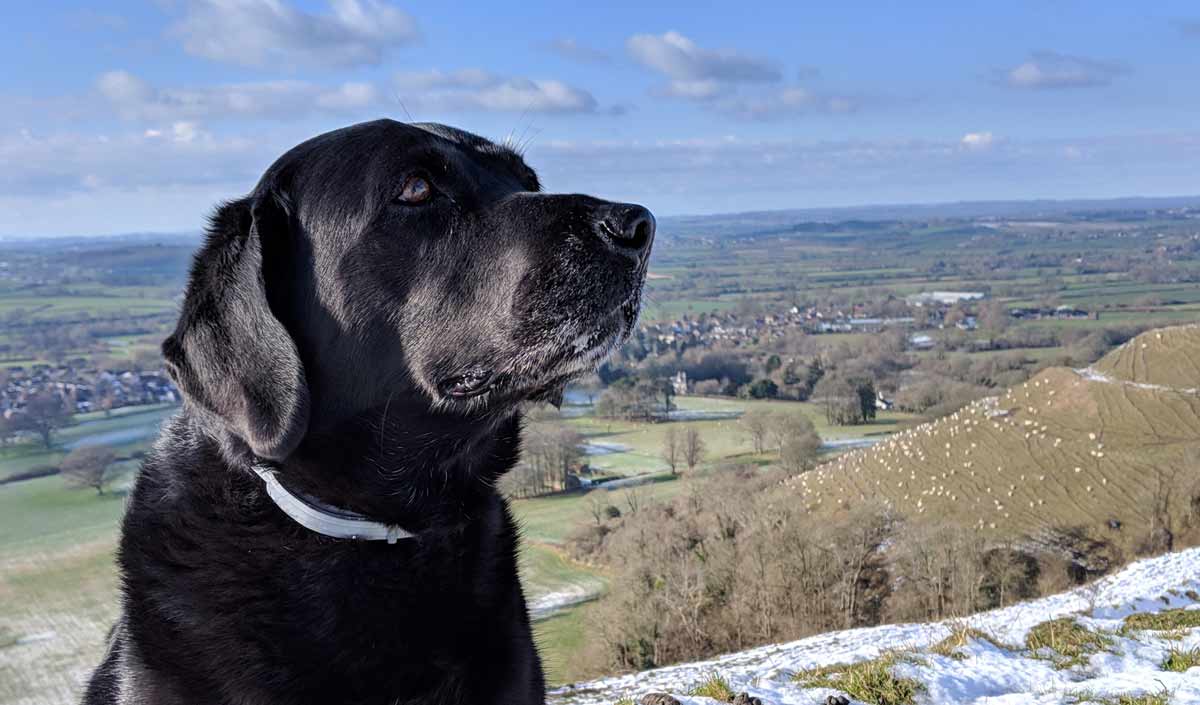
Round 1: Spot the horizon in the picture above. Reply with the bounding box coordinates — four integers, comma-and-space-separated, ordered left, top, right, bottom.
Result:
5, 191, 1200, 242
5, 1, 1200, 237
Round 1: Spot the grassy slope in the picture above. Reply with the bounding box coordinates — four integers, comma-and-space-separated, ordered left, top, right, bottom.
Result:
0, 475, 125, 704
1093, 324, 1200, 388
787, 326, 1200, 548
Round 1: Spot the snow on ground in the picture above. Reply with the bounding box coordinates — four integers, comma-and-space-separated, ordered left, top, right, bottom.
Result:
1075, 366, 1199, 395
529, 583, 603, 620
582, 441, 634, 456
551, 547, 1200, 704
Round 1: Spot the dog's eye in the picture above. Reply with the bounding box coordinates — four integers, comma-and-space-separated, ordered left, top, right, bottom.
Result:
397, 176, 432, 205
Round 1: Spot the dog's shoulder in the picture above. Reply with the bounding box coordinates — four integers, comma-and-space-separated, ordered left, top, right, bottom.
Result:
83, 616, 195, 705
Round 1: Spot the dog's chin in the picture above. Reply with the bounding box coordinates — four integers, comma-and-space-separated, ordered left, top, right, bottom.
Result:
524, 293, 641, 404
434, 290, 642, 411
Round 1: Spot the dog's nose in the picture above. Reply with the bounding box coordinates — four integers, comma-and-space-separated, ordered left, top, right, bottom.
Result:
592, 203, 655, 259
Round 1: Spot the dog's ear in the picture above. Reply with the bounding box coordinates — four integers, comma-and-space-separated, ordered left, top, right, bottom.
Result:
163, 189, 309, 461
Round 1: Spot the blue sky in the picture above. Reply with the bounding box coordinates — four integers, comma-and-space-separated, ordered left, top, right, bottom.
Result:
4, 1, 1200, 236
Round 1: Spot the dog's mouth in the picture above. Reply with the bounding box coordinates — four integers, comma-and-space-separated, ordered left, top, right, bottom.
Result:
435, 287, 643, 406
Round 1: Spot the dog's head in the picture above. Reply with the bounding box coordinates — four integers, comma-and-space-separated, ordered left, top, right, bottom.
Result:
164, 119, 654, 461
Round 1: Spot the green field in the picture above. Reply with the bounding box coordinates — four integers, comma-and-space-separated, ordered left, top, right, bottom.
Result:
0, 404, 177, 482
563, 395, 916, 477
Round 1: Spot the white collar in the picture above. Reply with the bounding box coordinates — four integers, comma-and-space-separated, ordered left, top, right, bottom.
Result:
251, 465, 416, 544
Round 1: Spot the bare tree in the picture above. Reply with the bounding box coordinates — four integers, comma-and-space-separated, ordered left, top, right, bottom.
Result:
741, 409, 771, 454
780, 431, 822, 474
624, 485, 646, 515
587, 493, 606, 526
768, 411, 819, 454
661, 426, 682, 475
14, 393, 72, 449
683, 427, 705, 472
61, 445, 118, 495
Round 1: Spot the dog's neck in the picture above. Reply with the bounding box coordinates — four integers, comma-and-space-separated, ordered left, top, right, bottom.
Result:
269, 399, 523, 531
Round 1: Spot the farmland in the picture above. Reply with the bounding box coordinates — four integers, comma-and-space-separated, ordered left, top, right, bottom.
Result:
1, 199, 1200, 698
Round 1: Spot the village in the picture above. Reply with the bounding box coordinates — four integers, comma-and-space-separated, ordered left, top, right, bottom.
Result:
639, 290, 1093, 352
0, 363, 179, 418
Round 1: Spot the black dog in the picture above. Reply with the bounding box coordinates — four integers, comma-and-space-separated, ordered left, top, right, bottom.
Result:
83, 119, 654, 705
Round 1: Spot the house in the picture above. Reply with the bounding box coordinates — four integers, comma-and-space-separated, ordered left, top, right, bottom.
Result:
909, 333, 935, 350
671, 370, 689, 396
906, 291, 986, 307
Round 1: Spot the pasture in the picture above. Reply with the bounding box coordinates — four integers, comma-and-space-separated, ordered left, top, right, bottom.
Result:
784, 326, 1200, 553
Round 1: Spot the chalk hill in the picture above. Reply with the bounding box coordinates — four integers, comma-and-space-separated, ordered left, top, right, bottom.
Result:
785, 325, 1200, 547
1091, 323, 1200, 390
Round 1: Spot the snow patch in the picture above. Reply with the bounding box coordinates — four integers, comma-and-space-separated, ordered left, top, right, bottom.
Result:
551, 547, 1200, 704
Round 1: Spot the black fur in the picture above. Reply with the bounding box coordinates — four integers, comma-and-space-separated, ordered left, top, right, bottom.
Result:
83, 119, 654, 705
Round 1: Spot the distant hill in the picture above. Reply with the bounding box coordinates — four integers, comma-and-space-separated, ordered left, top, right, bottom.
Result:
788, 325, 1200, 551
658, 194, 1200, 240
1091, 324, 1200, 390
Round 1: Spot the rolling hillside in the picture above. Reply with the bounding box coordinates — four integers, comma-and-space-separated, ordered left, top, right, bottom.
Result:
787, 325, 1200, 550
1091, 325, 1200, 390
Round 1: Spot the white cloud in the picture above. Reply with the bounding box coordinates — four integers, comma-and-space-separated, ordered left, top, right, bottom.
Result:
627, 31, 781, 84
314, 81, 379, 110
394, 69, 496, 91
1002, 51, 1126, 89
544, 38, 611, 64
659, 80, 724, 100
625, 31, 854, 118
719, 87, 858, 119
528, 131, 1200, 217
171, 0, 419, 69
0, 126, 269, 198
96, 71, 382, 121
5, 127, 1200, 236
961, 131, 995, 150
394, 70, 598, 113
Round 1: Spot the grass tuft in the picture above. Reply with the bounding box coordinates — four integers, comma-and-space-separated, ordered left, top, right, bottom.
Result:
929, 623, 1011, 660
1161, 646, 1200, 673
1121, 608, 1200, 634
1025, 618, 1113, 669
792, 652, 924, 705
1066, 687, 1171, 705
688, 672, 736, 702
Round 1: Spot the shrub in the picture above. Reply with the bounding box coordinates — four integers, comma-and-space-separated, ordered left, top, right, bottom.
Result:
793, 652, 924, 705
1121, 608, 1200, 634
688, 673, 735, 702
928, 624, 1011, 660
1025, 618, 1113, 669
1066, 688, 1170, 705
1162, 646, 1200, 672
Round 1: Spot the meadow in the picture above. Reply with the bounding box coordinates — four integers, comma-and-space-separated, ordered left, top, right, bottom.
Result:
1, 203, 1199, 696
